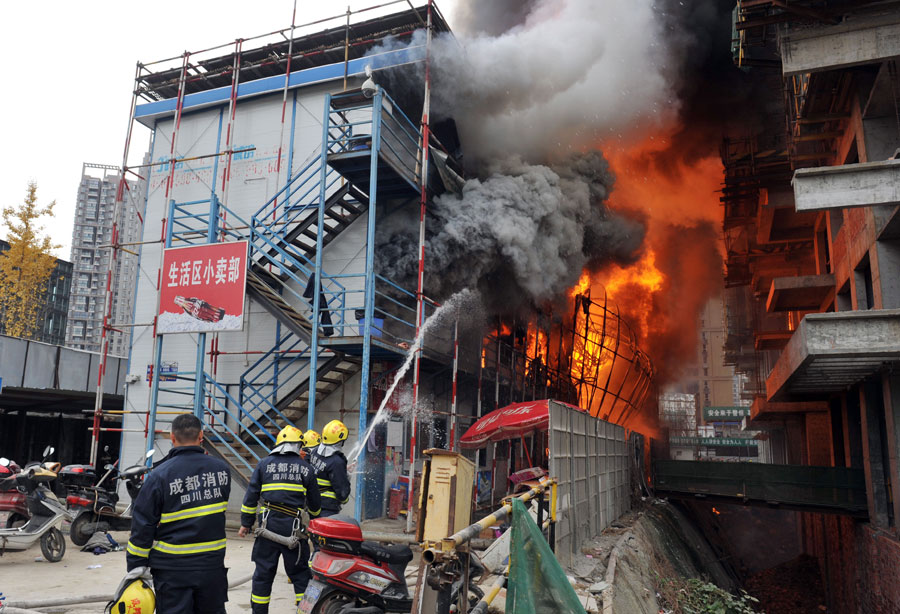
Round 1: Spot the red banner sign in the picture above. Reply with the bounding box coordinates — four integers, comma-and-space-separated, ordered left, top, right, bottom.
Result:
157, 241, 248, 334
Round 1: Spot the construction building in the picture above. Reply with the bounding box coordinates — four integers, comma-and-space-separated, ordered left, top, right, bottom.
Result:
66, 164, 144, 356
726, 1, 900, 610
0, 239, 72, 346
96, 3, 654, 523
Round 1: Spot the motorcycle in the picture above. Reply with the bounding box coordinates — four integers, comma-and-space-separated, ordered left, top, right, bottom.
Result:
0, 447, 72, 562
299, 515, 484, 614
68, 450, 155, 546
0, 457, 28, 529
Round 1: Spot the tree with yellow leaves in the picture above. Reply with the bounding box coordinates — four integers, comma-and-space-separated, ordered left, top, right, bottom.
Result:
0, 182, 60, 339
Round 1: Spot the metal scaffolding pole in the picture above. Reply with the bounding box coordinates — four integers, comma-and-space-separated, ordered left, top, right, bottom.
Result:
356, 89, 384, 519
450, 311, 459, 450
146, 52, 191, 459
89, 62, 143, 468
407, 0, 433, 533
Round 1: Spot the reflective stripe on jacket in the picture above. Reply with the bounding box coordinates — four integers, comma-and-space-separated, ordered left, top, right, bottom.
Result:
240, 452, 321, 535
126, 446, 231, 571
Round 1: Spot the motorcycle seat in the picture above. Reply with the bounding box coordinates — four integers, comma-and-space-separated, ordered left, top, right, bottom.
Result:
359, 541, 414, 566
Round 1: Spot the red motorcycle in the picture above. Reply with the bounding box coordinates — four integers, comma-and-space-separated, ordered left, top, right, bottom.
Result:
300, 515, 414, 614
299, 515, 484, 614
0, 457, 28, 528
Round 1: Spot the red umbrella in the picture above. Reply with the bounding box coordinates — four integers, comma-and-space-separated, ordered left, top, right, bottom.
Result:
459, 399, 583, 449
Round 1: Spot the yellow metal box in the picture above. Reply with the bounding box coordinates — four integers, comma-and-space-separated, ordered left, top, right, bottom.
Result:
417, 448, 474, 542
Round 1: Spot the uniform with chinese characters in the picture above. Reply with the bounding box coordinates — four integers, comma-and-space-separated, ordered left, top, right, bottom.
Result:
309, 447, 351, 517
241, 450, 321, 612
126, 445, 231, 614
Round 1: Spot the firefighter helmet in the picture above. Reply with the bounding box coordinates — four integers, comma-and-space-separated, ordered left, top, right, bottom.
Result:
108, 579, 155, 614
302, 430, 321, 449
276, 425, 303, 446
322, 420, 349, 445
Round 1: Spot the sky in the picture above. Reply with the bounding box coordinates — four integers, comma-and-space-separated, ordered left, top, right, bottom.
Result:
0, 0, 459, 259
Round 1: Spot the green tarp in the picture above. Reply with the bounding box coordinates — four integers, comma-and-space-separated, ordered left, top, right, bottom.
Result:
506, 497, 586, 614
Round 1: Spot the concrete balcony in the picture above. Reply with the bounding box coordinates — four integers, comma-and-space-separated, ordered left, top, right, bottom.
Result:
780, 13, 900, 76
750, 397, 828, 422
766, 274, 834, 313
793, 159, 900, 212
767, 309, 900, 401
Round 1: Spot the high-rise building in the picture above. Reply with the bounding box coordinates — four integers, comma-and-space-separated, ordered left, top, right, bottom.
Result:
0, 239, 72, 345
66, 163, 145, 356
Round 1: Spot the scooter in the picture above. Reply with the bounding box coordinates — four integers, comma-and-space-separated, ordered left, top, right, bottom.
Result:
0, 457, 28, 529
68, 450, 154, 546
299, 515, 484, 614
0, 448, 72, 562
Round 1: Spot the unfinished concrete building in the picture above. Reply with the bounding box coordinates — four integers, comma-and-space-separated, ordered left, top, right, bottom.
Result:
726, 1, 900, 610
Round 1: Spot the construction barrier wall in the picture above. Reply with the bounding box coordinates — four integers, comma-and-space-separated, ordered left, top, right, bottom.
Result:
548, 399, 630, 567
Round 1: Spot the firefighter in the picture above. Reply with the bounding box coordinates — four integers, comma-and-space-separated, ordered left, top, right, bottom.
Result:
301, 430, 320, 460
309, 420, 351, 517
238, 425, 321, 612
126, 414, 231, 614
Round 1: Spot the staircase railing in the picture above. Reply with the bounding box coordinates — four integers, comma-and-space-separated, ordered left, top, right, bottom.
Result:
202, 373, 276, 476
238, 328, 318, 428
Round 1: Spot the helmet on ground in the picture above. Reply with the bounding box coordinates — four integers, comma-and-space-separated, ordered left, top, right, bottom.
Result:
302, 430, 321, 449
322, 420, 349, 445
108, 579, 155, 614
276, 425, 303, 446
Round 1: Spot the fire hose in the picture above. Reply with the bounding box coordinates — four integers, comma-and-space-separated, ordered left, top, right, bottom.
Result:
2, 573, 253, 611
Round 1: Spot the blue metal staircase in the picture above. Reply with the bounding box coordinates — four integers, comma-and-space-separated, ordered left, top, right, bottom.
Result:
155, 87, 426, 488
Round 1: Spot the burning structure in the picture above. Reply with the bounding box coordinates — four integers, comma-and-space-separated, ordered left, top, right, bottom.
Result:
91, 0, 729, 525
724, 1, 900, 611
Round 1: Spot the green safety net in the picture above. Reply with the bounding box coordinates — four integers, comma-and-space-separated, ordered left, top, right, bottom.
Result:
506, 497, 587, 614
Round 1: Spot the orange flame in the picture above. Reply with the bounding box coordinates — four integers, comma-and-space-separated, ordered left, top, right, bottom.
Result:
571, 272, 591, 298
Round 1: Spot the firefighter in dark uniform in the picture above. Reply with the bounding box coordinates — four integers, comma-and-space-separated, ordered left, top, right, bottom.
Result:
126, 414, 231, 614
301, 430, 320, 460
238, 425, 321, 612
309, 420, 351, 517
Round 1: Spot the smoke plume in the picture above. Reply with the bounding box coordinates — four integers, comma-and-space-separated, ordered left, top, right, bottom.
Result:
376, 152, 644, 311
368, 0, 740, 392
433, 0, 675, 163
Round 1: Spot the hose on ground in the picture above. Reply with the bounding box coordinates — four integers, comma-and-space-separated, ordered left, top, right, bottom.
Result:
3, 573, 253, 610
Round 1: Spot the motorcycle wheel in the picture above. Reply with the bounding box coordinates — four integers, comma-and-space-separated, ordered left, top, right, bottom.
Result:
312, 593, 354, 614
41, 527, 66, 562
69, 512, 95, 546
5, 512, 28, 529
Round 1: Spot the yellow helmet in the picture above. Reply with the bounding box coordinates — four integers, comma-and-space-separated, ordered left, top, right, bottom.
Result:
108, 579, 155, 614
276, 425, 303, 446
302, 430, 321, 449
322, 420, 349, 445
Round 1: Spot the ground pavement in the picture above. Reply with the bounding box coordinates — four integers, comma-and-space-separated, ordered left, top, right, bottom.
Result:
0, 530, 296, 613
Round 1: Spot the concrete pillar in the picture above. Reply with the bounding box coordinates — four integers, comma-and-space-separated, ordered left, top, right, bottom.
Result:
842, 393, 864, 469
862, 116, 900, 162
805, 412, 833, 466
881, 373, 900, 525
786, 418, 806, 465
859, 379, 890, 527
829, 398, 846, 467
873, 241, 900, 309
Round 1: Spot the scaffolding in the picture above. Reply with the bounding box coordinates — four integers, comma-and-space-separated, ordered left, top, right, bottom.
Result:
93, 1, 657, 522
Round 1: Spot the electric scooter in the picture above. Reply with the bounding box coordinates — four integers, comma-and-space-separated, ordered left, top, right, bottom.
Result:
0, 457, 28, 529
68, 450, 155, 546
0, 448, 72, 562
